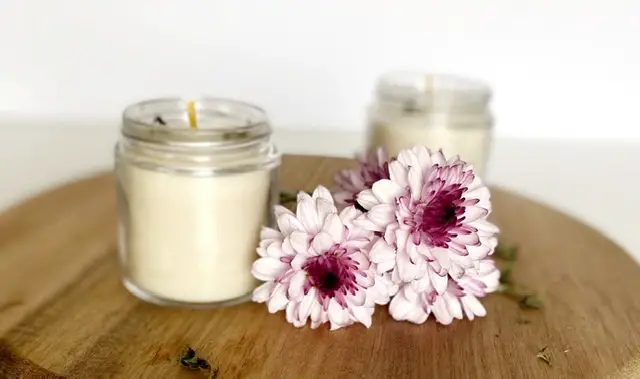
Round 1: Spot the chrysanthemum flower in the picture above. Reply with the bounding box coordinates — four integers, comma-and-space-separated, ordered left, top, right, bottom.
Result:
388, 259, 500, 325
356, 146, 499, 294
252, 186, 391, 330
334, 147, 390, 211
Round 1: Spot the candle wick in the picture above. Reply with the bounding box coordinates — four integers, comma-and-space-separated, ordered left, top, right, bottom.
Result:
187, 100, 197, 129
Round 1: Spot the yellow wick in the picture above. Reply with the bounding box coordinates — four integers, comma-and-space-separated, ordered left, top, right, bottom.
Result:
187, 100, 197, 129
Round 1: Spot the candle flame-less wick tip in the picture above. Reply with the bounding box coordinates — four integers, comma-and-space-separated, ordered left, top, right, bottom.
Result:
187, 100, 197, 129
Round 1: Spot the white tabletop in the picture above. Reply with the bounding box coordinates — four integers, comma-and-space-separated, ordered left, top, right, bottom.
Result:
1, 116, 639, 263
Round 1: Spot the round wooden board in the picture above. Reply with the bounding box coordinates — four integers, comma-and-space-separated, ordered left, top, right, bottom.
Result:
1, 155, 639, 379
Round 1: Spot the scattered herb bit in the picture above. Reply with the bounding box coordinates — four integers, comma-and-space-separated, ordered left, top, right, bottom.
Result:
153, 116, 167, 125
536, 345, 552, 366
495, 242, 543, 308
564, 348, 571, 354
516, 317, 531, 325
178, 346, 218, 378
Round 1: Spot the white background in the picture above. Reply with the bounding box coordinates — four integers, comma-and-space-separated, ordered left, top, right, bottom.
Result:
1, 1, 639, 261
2, 0, 640, 139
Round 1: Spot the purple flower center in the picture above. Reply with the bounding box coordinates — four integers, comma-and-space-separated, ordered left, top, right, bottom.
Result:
403, 183, 466, 248
302, 245, 360, 308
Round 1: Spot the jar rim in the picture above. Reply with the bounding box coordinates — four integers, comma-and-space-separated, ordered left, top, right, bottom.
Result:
122, 97, 271, 146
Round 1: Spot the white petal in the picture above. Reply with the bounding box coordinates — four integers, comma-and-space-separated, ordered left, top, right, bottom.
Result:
411, 274, 433, 293
312, 186, 333, 202
445, 294, 463, 320
338, 205, 361, 225
356, 189, 379, 210
252, 281, 275, 303
348, 288, 366, 307
372, 180, 404, 204
369, 239, 396, 265
297, 288, 316, 321
470, 219, 499, 234
290, 254, 308, 270
285, 301, 298, 324
260, 227, 282, 241
288, 271, 307, 301
311, 232, 335, 254
397, 148, 420, 169
407, 166, 423, 200
463, 206, 489, 223
455, 233, 480, 246
322, 213, 344, 243
432, 248, 451, 271
431, 270, 449, 295
277, 212, 305, 236
267, 284, 289, 313
350, 251, 371, 271
351, 306, 373, 328
297, 199, 321, 233
310, 300, 324, 326
356, 271, 375, 287
388, 290, 428, 324
251, 257, 289, 281
395, 229, 410, 251
467, 244, 491, 260
396, 249, 421, 282
316, 198, 338, 224
431, 297, 454, 325
288, 231, 309, 254
328, 300, 348, 328
367, 204, 395, 228
462, 296, 487, 317
388, 160, 408, 187
353, 215, 384, 232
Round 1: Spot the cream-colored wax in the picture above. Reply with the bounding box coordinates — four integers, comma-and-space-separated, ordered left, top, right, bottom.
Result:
368, 118, 492, 176
121, 164, 270, 303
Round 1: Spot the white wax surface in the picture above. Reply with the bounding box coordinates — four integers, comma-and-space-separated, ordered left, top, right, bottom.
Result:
122, 164, 271, 303
369, 118, 492, 176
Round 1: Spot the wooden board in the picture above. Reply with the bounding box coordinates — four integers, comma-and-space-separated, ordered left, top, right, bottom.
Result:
1, 155, 639, 379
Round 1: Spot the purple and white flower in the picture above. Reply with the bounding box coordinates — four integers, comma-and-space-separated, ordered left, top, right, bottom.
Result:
356, 146, 499, 294
334, 147, 390, 211
252, 186, 391, 330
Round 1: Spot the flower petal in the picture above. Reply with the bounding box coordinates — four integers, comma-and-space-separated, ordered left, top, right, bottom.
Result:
356, 189, 380, 210
463, 206, 489, 223
297, 199, 321, 233
288, 231, 309, 254
297, 288, 316, 322
252, 257, 289, 281
252, 281, 275, 303
369, 239, 396, 266
351, 306, 373, 328
311, 232, 334, 255
322, 213, 344, 243
407, 166, 423, 200
372, 180, 404, 204
288, 271, 307, 301
277, 212, 305, 236
388, 160, 408, 187
267, 284, 289, 313
312, 185, 333, 202
367, 204, 395, 228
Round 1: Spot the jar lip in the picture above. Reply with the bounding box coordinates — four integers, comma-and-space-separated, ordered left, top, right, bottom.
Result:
122, 97, 271, 146
375, 71, 492, 108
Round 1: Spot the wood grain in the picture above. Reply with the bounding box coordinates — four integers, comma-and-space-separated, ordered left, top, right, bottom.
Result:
1, 155, 639, 379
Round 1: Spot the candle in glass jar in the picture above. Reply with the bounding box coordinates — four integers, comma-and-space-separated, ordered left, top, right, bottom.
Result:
116, 98, 280, 307
366, 72, 494, 176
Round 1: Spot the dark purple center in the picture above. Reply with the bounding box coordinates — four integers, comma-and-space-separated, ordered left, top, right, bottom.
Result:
302, 245, 360, 307
415, 185, 466, 247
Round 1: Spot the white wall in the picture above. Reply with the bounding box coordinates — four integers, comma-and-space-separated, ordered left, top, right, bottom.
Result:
2, 0, 639, 139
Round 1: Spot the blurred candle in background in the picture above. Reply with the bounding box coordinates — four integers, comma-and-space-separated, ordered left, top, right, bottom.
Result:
365, 71, 494, 177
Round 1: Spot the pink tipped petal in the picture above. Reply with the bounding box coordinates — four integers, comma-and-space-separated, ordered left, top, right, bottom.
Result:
372, 180, 404, 204
463, 206, 489, 223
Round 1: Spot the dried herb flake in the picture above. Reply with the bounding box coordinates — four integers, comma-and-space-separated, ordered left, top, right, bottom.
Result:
536, 345, 552, 366
178, 346, 218, 378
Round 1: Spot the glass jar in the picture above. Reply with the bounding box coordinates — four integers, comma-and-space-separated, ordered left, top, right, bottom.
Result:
366, 71, 494, 177
115, 98, 281, 308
